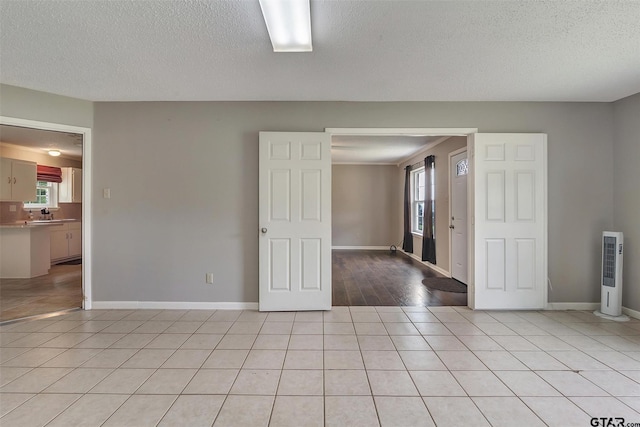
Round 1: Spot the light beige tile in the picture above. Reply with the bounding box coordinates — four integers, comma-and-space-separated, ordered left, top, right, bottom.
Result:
375, 396, 435, 427
536, 371, 609, 396
378, 312, 411, 323
44, 367, 113, 393
362, 350, 405, 370
164, 321, 203, 333
579, 370, 640, 396
243, 349, 286, 369
511, 351, 569, 370
236, 311, 268, 322
473, 350, 529, 370
122, 311, 160, 321
0, 347, 29, 363
323, 311, 352, 323
133, 321, 174, 334
521, 396, 592, 426
435, 350, 487, 370
405, 312, 439, 322
209, 310, 243, 322
324, 322, 356, 335
230, 369, 281, 395
145, 333, 190, 349
294, 311, 324, 322
354, 323, 388, 336
227, 322, 263, 334
367, 370, 418, 396
399, 351, 447, 370
158, 395, 225, 427
101, 321, 145, 334
424, 397, 490, 426
177, 310, 216, 322
325, 396, 379, 427
570, 396, 640, 420
4, 332, 60, 347
213, 395, 274, 427
180, 334, 223, 349
547, 350, 611, 370
493, 370, 561, 396
324, 334, 359, 350
0, 367, 32, 387
324, 350, 364, 369
452, 371, 513, 396
216, 334, 257, 349
0, 392, 34, 416
1, 347, 65, 367
161, 349, 211, 368
253, 334, 290, 349
183, 369, 239, 394
0, 393, 80, 427
196, 321, 233, 334
324, 369, 371, 395
41, 348, 102, 367
415, 323, 453, 336
277, 369, 323, 395
152, 310, 188, 321
136, 368, 197, 394
457, 335, 503, 351
270, 396, 323, 427
120, 348, 174, 368
424, 336, 467, 351
109, 333, 158, 348
89, 368, 155, 394
590, 351, 640, 370
47, 393, 128, 427
390, 335, 431, 351
525, 335, 576, 351
102, 394, 177, 427
288, 334, 323, 350
291, 322, 323, 335
0, 367, 72, 392
357, 335, 395, 350
384, 323, 420, 336
284, 350, 323, 369
259, 322, 293, 335
473, 397, 545, 427
351, 312, 382, 323
74, 333, 125, 348
81, 348, 137, 368
40, 321, 87, 333
491, 335, 540, 351
202, 349, 249, 369
410, 371, 466, 396
265, 312, 296, 322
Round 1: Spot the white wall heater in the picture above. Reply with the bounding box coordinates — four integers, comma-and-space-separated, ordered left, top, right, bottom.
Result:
595, 231, 628, 321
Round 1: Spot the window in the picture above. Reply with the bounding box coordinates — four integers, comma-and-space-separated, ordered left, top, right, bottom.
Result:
24, 181, 59, 210
411, 166, 435, 234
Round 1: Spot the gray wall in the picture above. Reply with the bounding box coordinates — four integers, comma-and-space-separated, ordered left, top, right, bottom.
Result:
398, 136, 468, 273
332, 164, 399, 247
93, 101, 613, 304
0, 84, 93, 128
613, 93, 640, 312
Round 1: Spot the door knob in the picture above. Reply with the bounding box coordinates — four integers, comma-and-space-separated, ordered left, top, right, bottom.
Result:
449, 225, 455, 229
261, 228, 268, 234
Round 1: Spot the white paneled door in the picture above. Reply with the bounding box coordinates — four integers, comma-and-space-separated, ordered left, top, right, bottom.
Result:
450, 150, 468, 284
259, 132, 332, 311
471, 133, 547, 309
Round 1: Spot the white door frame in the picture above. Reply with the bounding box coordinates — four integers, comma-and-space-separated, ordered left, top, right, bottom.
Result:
448, 146, 468, 281
0, 115, 93, 309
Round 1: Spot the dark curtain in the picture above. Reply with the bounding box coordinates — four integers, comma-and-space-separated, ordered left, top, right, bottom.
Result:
402, 165, 413, 253
422, 155, 436, 263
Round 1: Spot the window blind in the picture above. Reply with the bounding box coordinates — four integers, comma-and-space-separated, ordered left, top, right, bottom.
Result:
37, 165, 62, 183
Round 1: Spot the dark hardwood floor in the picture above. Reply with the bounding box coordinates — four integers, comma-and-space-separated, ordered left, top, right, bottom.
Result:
0, 264, 82, 321
332, 250, 467, 307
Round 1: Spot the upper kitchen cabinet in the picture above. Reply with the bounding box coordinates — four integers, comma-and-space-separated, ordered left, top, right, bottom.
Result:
0, 157, 37, 202
59, 167, 82, 203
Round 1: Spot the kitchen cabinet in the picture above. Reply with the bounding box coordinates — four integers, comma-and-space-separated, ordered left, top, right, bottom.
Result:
0, 225, 51, 278
59, 167, 82, 203
0, 157, 37, 202
51, 221, 82, 262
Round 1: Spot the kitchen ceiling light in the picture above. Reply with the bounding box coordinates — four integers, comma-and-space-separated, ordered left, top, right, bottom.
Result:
48, 150, 61, 157
259, 0, 312, 52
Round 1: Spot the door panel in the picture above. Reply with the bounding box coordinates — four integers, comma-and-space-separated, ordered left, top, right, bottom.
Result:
471, 133, 547, 309
450, 151, 468, 284
259, 132, 331, 311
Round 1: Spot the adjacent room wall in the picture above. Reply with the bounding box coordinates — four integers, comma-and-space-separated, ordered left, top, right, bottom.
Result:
332, 164, 399, 247
397, 136, 468, 274
92, 101, 613, 305
613, 92, 640, 313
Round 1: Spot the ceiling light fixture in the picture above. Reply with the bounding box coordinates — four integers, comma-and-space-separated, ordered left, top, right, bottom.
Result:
259, 0, 312, 52
48, 150, 61, 157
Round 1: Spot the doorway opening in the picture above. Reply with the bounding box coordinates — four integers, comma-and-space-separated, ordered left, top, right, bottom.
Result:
328, 128, 478, 308
0, 116, 92, 322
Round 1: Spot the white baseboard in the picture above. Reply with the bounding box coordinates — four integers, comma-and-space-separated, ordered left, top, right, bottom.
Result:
402, 252, 451, 277
545, 302, 600, 311
332, 246, 391, 250
91, 301, 259, 310
622, 306, 640, 320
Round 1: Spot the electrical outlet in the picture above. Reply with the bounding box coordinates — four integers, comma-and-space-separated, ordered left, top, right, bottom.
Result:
206, 273, 214, 284
9, 205, 16, 212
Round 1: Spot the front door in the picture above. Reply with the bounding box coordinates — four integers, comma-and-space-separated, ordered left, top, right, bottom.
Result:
471, 133, 547, 310
258, 132, 332, 311
450, 150, 468, 284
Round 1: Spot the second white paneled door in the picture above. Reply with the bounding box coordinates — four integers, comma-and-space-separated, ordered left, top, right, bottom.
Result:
259, 132, 332, 311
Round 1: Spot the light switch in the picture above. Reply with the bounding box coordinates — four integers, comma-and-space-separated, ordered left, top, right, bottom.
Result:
103, 188, 111, 199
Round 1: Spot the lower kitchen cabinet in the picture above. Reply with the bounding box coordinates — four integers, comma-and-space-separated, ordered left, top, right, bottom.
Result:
51, 222, 82, 263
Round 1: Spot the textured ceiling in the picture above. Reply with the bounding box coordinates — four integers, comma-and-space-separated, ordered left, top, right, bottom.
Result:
0, 125, 83, 160
1, 1, 639, 102
332, 135, 442, 164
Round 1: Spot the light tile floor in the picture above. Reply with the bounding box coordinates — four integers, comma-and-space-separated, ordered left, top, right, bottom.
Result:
1, 306, 640, 426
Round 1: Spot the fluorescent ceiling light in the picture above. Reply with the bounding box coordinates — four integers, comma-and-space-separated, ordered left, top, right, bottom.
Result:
48, 150, 61, 157
259, 0, 312, 52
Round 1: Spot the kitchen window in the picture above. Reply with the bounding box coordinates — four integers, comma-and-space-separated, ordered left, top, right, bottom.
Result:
23, 181, 59, 210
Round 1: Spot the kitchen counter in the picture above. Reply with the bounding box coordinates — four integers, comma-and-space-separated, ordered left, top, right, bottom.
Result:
0, 225, 51, 278
0, 219, 80, 228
